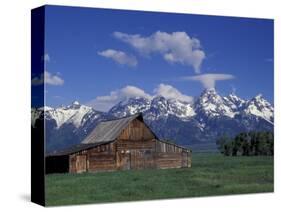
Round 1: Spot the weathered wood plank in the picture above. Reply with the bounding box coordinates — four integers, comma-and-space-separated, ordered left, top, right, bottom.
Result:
62, 116, 192, 173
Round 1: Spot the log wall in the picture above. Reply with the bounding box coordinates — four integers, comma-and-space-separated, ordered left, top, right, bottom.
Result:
155, 152, 183, 169
68, 141, 190, 173
69, 142, 117, 173
67, 119, 191, 173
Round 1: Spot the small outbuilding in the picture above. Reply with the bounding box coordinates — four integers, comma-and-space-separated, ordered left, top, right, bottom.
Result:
46, 114, 191, 173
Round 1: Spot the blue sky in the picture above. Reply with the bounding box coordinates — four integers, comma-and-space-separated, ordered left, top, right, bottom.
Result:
38, 5, 273, 111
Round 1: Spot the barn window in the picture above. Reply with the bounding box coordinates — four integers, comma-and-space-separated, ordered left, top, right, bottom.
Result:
144, 150, 151, 155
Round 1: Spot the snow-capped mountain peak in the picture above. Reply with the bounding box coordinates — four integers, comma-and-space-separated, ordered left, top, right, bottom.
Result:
32, 102, 97, 129
254, 93, 263, 99
228, 93, 245, 104
32, 90, 273, 130
72, 100, 80, 106
167, 98, 196, 119
109, 97, 151, 118
65, 100, 82, 109
33, 89, 274, 153
73, 100, 80, 104
243, 94, 274, 122
223, 93, 245, 111
109, 95, 196, 121
196, 88, 235, 118
151, 96, 168, 111
38, 106, 54, 111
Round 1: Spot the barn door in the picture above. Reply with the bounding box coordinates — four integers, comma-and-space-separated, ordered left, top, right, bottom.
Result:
181, 152, 188, 167
138, 150, 155, 169
76, 155, 87, 173
119, 152, 131, 170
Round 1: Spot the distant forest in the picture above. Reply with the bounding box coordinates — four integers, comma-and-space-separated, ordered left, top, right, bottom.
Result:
216, 131, 274, 156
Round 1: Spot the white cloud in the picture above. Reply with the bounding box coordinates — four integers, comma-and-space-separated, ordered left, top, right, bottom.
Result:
153, 83, 193, 103
31, 71, 64, 86
98, 49, 138, 67
113, 31, 205, 73
88, 86, 152, 111
88, 84, 193, 111
182, 73, 235, 89
45, 71, 64, 85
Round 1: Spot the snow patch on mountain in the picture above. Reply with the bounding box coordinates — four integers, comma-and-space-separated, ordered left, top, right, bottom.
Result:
195, 88, 236, 118
168, 98, 196, 119
243, 94, 274, 122
32, 89, 274, 132
109, 95, 196, 121
109, 97, 151, 118
223, 93, 245, 112
32, 89, 274, 152
32, 101, 95, 128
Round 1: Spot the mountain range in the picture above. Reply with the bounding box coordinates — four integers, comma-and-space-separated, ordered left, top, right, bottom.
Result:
32, 88, 274, 152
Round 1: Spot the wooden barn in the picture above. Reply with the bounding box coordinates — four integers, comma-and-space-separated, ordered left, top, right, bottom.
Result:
46, 114, 191, 174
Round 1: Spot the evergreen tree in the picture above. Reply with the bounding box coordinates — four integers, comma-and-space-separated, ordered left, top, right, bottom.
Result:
217, 131, 273, 156
216, 134, 230, 154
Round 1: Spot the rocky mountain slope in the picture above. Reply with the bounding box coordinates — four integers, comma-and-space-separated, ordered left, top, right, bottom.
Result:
32, 89, 274, 152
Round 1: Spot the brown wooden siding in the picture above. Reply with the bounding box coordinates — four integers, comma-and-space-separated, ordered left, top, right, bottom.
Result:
88, 153, 116, 171
118, 119, 155, 141
116, 139, 156, 151
131, 149, 156, 169
65, 118, 191, 173
155, 140, 184, 153
69, 142, 117, 173
155, 152, 183, 169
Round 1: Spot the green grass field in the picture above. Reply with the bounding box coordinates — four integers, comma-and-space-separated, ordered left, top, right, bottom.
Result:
45, 153, 273, 206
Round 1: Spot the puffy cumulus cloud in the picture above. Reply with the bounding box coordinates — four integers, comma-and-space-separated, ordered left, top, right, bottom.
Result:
98, 49, 138, 67
113, 31, 205, 73
88, 84, 193, 111
118, 85, 152, 99
88, 86, 152, 111
153, 83, 193, 103
31, 71, 64, 86
45, 72, 64, 85
182, 73, 235, 89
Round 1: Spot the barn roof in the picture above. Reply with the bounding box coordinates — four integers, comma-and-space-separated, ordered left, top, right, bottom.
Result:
46, 113, 190, 157
46, 141, 110, 157
82, 113, 155, 144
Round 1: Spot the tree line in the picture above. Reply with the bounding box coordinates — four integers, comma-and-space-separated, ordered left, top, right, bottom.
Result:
216, 131, 274, 156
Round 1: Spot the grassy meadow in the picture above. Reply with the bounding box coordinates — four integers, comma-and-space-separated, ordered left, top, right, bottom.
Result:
45, 153, 273, 206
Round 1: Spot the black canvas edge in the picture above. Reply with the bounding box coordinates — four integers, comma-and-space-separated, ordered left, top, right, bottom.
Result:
31, 6, 46, 206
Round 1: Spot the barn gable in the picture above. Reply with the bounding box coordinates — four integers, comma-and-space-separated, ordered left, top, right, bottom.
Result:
118, 118, 156, 141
